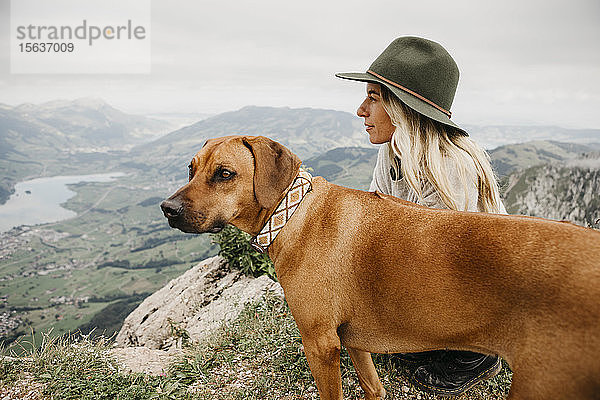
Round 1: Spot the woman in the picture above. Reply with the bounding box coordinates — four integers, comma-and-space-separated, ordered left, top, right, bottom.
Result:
336, 36, 506, 395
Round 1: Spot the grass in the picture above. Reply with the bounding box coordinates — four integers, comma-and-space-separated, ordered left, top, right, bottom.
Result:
1, 293, 512, 400
1, 330, 182, 400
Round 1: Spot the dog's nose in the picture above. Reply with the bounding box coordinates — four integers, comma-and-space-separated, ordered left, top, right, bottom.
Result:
160, 199, 182, 218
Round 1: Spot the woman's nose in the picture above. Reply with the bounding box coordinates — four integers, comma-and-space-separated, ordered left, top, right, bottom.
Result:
357, 101, 368, 117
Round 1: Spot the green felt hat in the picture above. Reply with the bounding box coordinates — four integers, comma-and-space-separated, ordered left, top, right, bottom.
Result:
336, 36, 467, 135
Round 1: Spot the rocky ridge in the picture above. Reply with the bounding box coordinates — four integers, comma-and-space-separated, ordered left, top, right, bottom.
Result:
112, 256, 283, 375
503, 151, 600, 228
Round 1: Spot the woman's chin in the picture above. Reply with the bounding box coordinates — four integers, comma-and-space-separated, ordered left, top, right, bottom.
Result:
368, 135, 387, 145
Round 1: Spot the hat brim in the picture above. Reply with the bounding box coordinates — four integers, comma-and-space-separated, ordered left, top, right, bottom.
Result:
335, 71, 467, 136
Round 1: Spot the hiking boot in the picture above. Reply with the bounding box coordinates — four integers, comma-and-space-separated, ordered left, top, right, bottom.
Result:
412, 351, 502, 396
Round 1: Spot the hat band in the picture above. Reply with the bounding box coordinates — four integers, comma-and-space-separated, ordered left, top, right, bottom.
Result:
367, 70, 452, 118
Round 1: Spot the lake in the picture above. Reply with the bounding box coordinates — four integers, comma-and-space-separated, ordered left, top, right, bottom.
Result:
0, 173, 125, 233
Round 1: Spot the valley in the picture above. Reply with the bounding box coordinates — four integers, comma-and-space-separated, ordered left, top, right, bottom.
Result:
1, 99, 598, 349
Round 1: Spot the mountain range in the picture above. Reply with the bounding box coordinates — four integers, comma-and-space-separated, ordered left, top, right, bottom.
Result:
1, 99, 600, 204
1, 99, 599, 200
463, 124, 600, 151
129, 105, 367, 182
1, 99, 599, 347
4, 98, 172, 151
0, 98, 172, 203
487, 140, 600, 178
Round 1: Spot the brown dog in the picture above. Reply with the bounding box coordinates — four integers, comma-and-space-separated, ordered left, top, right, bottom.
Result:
161, 135, 600, 400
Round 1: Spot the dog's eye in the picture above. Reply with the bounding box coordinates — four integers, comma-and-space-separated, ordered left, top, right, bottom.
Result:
219, 169, 234, 180
213, 167, 235, 182
211, 166, 236, 183
188, 163, 193, 182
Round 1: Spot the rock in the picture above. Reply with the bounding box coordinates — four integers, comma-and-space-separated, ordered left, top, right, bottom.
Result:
503, 154, 600, 228
115, 255, 283, 351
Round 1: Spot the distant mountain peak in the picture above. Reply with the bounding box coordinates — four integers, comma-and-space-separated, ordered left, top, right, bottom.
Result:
134, 106, 368, 161
488, 139, 600, 177
71, 97, 110, 109
41, 97, 111, 111
3, 97, 173, 150
14, 97, 112, 113
238, 105, 291, 111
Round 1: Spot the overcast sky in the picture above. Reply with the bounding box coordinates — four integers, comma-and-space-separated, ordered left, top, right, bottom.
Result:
0, 0, 599, 129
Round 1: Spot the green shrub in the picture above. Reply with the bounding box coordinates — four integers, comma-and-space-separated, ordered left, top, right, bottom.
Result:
211, 225, 276, 280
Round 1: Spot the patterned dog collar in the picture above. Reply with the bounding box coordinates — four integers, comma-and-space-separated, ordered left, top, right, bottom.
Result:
251, 169, 313, 253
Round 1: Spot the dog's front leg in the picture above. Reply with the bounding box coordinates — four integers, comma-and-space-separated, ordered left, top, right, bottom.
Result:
302, 330, 343, 400
347, 348, 386, 399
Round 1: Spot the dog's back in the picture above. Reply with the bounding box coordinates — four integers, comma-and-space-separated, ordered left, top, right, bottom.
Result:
283, 178, 600, 399
359, 182, 600, 399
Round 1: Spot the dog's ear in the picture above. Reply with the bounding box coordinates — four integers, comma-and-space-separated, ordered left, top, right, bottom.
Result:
242, 136, 302, 210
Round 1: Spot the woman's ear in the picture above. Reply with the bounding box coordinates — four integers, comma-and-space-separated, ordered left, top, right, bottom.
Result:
242, 136, 302, 210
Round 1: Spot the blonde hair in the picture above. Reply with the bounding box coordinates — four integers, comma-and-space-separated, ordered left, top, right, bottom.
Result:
380, 86, 504, 213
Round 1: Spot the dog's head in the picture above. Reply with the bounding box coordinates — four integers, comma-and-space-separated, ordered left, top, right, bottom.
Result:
160, 135, 301, 235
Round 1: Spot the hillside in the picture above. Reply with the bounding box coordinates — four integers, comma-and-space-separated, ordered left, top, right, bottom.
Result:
465, 124, 600, 151
0, 173, 218, 347
488, 140, 600, 177
11, 98, 172, 149
130, 105, 367, 177
0, 99, 172, 204
304, 147, 378, 190
503, 151, 600, 227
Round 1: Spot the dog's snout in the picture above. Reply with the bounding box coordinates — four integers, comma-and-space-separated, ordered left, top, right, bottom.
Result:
160, 199, 182, 218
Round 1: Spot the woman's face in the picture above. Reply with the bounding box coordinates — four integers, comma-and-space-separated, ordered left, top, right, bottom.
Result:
357, 83, 395, 144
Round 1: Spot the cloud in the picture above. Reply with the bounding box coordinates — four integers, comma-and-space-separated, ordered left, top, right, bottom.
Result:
0, 0, 599, 128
